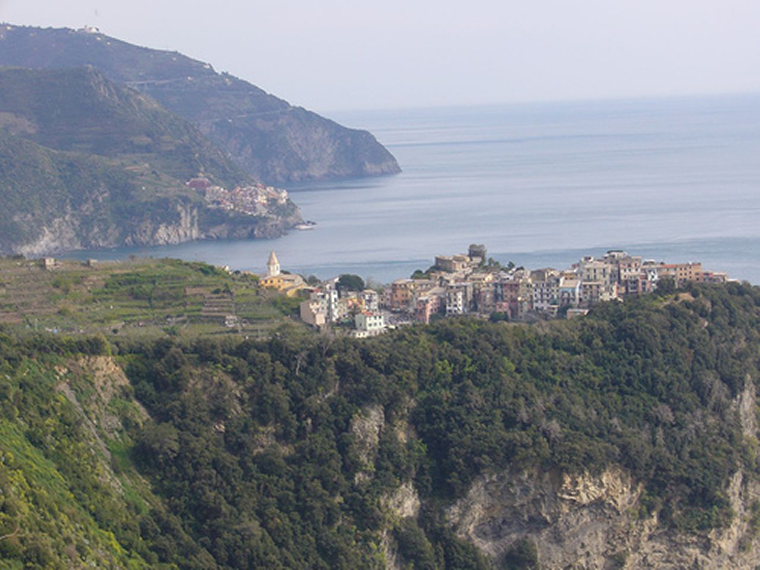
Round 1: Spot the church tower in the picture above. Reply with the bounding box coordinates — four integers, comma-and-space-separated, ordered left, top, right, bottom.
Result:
267, 251, 281, 277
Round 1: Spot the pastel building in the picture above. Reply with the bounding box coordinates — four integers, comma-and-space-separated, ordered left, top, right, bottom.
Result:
559, 278, 581, 307
446, 285, 467, 315
354, 312, 386, 338
580, 259, 616, 285
362, 289, 380, 312
532, 270, 560, 312
300, 297, 328, 328
260, 251, 307, 296
416, 287, 445, 324
657, 262, 704, 287
389, 279, 435, 312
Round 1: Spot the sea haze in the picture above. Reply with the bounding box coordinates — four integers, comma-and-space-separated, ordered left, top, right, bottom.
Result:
64, 94, 760, 284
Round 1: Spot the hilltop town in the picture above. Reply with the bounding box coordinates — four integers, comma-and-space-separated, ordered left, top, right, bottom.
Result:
262, 244, 731, 337
389, 245, 729, 323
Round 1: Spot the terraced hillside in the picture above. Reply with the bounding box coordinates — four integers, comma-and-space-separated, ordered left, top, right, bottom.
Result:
0, 257, 304, 338
0, 24, 401, 184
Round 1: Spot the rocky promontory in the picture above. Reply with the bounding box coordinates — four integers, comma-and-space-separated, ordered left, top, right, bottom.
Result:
0, 23, 401, 184
0, 67, 302, 255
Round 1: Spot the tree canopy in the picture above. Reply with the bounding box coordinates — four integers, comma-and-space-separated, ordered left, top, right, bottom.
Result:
0, 282, 759, 567
337, 273, 366, 291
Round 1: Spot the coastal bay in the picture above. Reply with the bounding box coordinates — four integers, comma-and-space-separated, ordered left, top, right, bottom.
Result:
63, 94, 760, 284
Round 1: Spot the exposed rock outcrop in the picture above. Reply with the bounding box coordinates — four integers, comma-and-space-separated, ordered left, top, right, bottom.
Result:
0, 67, 303, 255
447, 381, 760, 569
448, 466, 760, 569
10, 199, 301, 257
350, 404, 385, 483
382, 481, 421, 521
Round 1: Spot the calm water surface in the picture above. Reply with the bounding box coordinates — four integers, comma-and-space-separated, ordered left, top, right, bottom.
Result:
64, 95, 760, 283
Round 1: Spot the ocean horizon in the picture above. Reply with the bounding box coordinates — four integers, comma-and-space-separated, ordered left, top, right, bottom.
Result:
62, 93, 760, 284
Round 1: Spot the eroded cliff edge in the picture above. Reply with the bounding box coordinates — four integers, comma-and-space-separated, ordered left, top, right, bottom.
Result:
448, 466, 760, 569
0, 67, 302, 255
11, 199, 302, 257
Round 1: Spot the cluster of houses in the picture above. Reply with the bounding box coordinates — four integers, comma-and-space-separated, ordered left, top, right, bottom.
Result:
186, 177, 289, 217
260, 251, 385, 338
388, 245, 729, 323
260, 245, 730, 337
299, 286, 384, 338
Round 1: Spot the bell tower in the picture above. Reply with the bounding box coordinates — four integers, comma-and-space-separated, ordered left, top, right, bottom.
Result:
267, 251, 281, 277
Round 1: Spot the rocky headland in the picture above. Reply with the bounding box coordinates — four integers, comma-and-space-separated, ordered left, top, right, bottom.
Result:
0, 23, 401, 184
0, 66, 302, 255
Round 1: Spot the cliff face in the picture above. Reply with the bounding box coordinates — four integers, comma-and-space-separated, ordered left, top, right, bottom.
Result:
445, 380, 760, 569
0, 24, 401, 184
11, 199, 301, 257
448, 467, 760, 569
0, 68, 302, 255
205, 103, 401, 183
38, 357, 760, 570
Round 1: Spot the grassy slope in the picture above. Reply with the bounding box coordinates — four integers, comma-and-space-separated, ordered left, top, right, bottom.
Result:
0, 257, 304, 337
0, 355, 161, 568
0, 257, 307, 567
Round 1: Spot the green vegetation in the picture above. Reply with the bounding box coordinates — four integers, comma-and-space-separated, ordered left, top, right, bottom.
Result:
0, 67, 300, 254
0, 24, 401, 185
0, 257, 301, 338
337, 273, 366, 292
0, 67, 248, 189
0, 345, 210, 568
0, 281, 759, 567
0, 130, 136, 246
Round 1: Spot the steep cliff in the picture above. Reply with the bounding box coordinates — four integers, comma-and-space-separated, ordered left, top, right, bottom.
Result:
0, 68, 302, 255
0, 23, 401, 184
2, 283, 760, 568
448, 465, 760, 569
444, 379, 760, 569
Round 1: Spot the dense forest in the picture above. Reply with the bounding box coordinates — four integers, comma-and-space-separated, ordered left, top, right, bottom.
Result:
1, 282, 760, 568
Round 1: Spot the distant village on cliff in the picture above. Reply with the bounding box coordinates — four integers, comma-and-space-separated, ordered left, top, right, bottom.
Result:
258, 244, 731, 338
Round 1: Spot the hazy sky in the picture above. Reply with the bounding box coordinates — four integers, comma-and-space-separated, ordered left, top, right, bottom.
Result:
2, 0, 759, 112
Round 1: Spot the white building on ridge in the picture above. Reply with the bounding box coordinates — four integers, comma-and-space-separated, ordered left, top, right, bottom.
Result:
267, 251, 281, 277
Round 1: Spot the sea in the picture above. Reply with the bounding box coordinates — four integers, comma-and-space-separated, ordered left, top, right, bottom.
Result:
63, 93, 760, 284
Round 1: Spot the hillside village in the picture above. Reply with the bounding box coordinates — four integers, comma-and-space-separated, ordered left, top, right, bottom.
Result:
188, 177, 291, 216
262, 244, 731, 337
390, 245, 729, 322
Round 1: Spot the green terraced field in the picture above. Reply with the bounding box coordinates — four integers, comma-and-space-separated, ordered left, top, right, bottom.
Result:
0, 256, 305, 338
